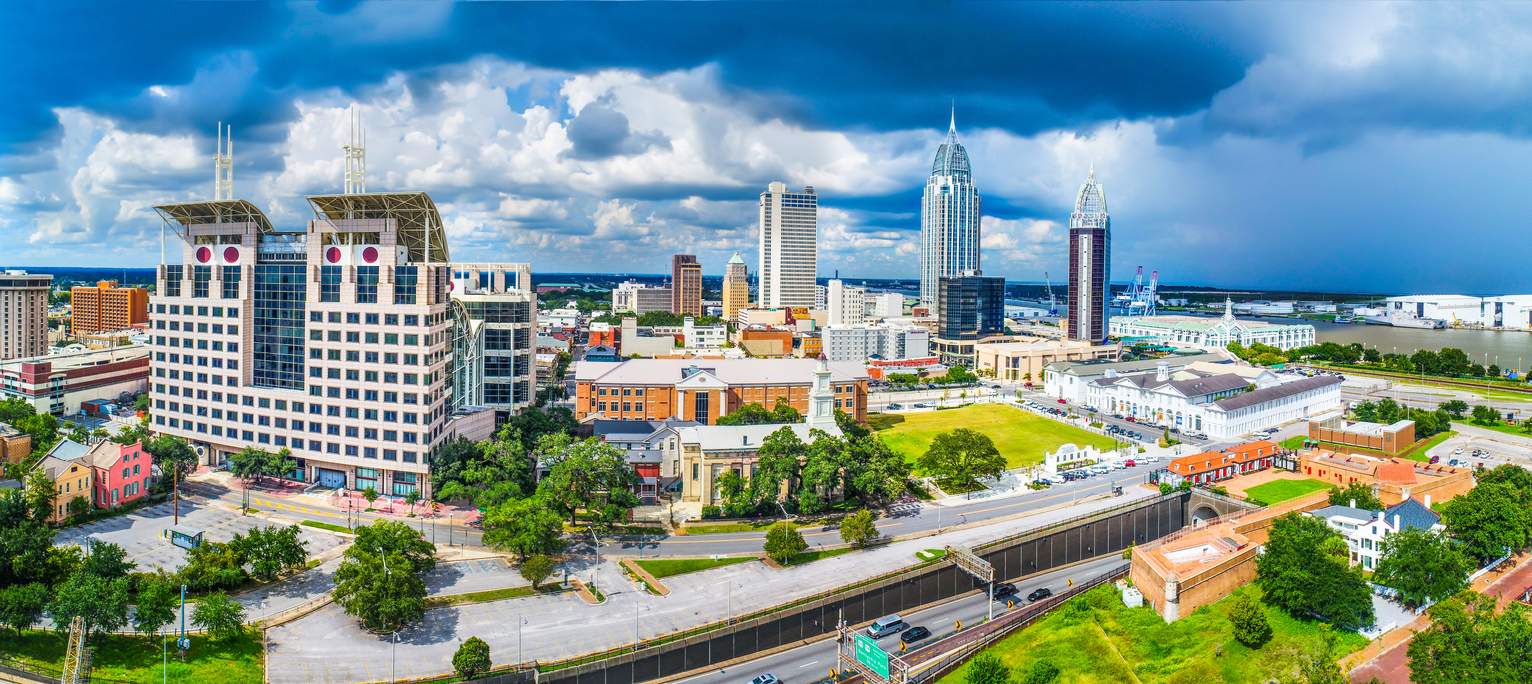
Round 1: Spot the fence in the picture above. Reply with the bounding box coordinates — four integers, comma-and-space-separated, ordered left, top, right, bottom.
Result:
419, 494, 1195, 684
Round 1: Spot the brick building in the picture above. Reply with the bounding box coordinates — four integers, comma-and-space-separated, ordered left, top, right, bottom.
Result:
1131, 519, 1259, 623
1157, 440, 1281, 487
574, 357, 868, 425
70, 281, 150, 337
88, 440, 152, 508
0, 345, 150, 416
0, 270, 51, 360
1296, 449, 1474, 506
0, 423, 30, 465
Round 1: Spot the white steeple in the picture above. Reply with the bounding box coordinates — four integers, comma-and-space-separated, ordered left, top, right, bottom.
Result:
806, 353, 836, 430
1222, 297, 1235, 323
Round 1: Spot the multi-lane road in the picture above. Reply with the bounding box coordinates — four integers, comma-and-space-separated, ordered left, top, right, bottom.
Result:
672, 556, 1129, 684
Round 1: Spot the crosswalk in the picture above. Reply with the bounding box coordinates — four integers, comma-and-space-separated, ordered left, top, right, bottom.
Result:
886, 502, 923, 514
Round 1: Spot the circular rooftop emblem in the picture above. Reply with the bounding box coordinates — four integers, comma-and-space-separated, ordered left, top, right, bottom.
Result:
195, 246, 211, 263
362, 246, 379, 264
325, 246, 342, 263
223, 246, 239, 263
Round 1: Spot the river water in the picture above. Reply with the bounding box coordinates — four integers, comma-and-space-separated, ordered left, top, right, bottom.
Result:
1246, 316, 1532, 370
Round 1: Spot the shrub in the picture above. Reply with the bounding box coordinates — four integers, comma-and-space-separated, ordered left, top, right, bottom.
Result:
1228, 592, 1272, 648
964, 653, 1012, 684
453, 636, 493, 680
1019, 660, 1059, 684
700, 505, 722, 520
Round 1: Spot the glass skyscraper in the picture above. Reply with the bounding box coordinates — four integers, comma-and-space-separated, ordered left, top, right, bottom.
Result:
1067, 165, 1111, 343
920, 113, 981, 309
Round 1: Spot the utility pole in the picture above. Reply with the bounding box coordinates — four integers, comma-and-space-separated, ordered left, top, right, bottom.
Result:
173, 464, 180, 525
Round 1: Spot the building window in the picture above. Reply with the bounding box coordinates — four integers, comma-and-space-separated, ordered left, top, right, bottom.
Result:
320, 266, 341, 302
394, 266, 418, 304
356, 266, 379, 303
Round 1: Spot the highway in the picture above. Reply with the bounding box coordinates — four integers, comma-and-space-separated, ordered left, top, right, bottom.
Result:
668, 556, 1128, 684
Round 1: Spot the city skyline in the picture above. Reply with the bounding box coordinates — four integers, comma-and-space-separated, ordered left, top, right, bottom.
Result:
10, 4, 1532, 293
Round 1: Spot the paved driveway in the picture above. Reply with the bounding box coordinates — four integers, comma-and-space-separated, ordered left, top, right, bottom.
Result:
55, 498, 346, 572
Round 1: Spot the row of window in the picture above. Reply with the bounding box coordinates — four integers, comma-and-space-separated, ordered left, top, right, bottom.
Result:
156, 360, 238, 378
157, 303, 239, 318
156, 336, 239, 351
156, 399, 423, 426
308, 348, 421, 365
307, 367, 423, 384
156, 384, 423, 407
308, 310, 425, 327
306, 330, 424, 345
157, 320, 240, 334
155, 415, 423, 460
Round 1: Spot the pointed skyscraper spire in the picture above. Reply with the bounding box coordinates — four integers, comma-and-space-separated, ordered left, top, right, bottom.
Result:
950, 100, 956, 134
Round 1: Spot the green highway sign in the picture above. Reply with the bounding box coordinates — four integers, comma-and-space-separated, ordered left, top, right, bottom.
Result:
854, 633, 890, 679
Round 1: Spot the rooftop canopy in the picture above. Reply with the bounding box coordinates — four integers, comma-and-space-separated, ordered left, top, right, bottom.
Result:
306, 191, 450, 263
153, 199, 275, 235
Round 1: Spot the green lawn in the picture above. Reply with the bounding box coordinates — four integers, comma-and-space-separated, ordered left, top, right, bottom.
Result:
1454, 419, 1532, 437
873, 404, 1116, 471
425, 582, 565, 607
300, 519, 352, 534
685, 520, 801, 535
1241, 479, 1332, 506
0, 629, 263, 684
635, 557, 759, 578
783, 547, 854, 566
935, 584, 1366, 684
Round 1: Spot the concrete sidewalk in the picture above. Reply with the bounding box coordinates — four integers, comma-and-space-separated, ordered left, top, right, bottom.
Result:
265, 488, 1157, 684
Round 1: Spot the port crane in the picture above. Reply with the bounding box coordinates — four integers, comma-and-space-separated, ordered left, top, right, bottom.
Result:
1043, 272, 1059, 315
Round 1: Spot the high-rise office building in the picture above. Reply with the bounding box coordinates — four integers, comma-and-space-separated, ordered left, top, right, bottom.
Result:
920, 113, 981, 310
826, 279, 866, 326
758, 182, 818, 309
932, 272, 1005, 367
722, 252, 749, 321
1067, 166, 1111, 343
448, 265, 536, 420
671, 254, 702, 316
0, 270, 51, 360
150, 191, 456, 497
611, 281, 672, 315
70, 281, 149, 337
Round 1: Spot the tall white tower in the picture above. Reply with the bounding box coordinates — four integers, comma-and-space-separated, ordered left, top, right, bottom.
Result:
920, 109, 981, 309
758, 182, 818, 309
343, 106, 366, 195
213, 123, 233, 201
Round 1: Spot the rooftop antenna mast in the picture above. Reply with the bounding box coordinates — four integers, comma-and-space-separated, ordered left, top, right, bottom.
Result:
214, 122, 233, 201
343, 105, 366, 195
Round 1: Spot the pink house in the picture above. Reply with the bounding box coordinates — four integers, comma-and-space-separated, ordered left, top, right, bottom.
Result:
88, 440, 152, 508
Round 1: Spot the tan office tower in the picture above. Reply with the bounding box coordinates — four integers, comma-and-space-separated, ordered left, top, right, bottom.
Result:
0, 270, 52, 360
758, 182, 817, 308
71, 281, 149, 336
722, 252, 749, 321
671, 254, 702, 316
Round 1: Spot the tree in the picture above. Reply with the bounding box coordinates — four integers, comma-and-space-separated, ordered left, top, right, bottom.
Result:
834, 409, 870, 440
81, 540, 135, 582
1255, 513, 1374, 629
191, 591, 247, 640
405, 489, 421, 514
1326, 481, 1383, 511
1438, 348, 1471, 376
482, 496, 567, 562
362, 486, 380, 509
1441, 481, 1532, 561
1474, 463, 1532, 505
48, 570, 131, 636
1228, 591, 1272, 648
23, 468, 56, 524
751, 427, 807, 505
715, 399, 801, 426
519, 555, 555, 590
0, 583, 48, 635
1439, 400, 1468, 418
177, 540, 248, 592
1373, 529, 1473, 609
1488, 363, 1502, 378
230, 524, 309, 582
916, 429, 1006, 489
228, 446, 269, 511
435, 433, 537, 509
763, 522, 806, 564
1018, 661, 1058, 684
132, 577, 179, 638
264, 447, 298, 485
964, 653, 1013, 684
1407, 592, 1532, 684
333, 520, 436, 631
536, 439, 639, 529
845, 435, 912, 506
0, 492, 54, 588
839, 510, 879, 549
454, 636, 494, 680
1294, 625, 1347, 684
1471, 404, 1500, 425
145, 434, 198, 485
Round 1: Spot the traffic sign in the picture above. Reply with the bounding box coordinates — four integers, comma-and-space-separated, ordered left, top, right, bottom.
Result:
944, 545, 994, 583
854, 633, 890, 679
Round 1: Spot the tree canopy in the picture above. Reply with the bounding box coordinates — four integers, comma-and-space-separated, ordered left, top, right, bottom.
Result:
1326, 481, 1383, 511
537, 438, 640, 529
916, 428, 1006, 489
482, 495, 567, 561
333, 520, 437, 631
715, 398, 803, 426
1255, 513, 1374, 630
1406, 592, 1532, 684
1440, 481, 1532, 561
1373, 528, 1473, 609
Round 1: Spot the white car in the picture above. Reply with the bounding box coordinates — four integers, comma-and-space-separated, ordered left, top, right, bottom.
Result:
750, 675, 780, 684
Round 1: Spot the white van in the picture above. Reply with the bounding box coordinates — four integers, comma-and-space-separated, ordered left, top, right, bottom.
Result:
866, 614, 906, 638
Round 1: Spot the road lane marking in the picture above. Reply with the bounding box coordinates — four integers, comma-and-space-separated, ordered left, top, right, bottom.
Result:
799, 661, 819, 668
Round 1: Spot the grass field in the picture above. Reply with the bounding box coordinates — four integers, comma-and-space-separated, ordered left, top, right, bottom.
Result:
1283, 430, 1457, 463
935, 584, 1367, 684
1454, 419, 1532, 437
425, 583, 565, 608
1, 630, 264, 684
300, 519, 352, 534
1242, 478, 1332, 506
873, 404, 1115, 471
635, 557, 759, 578
685, 520, 801, 535
783, 547, 854, 566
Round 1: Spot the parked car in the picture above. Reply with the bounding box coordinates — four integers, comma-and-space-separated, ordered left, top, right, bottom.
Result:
1429, 455, 1440, 464
1124, 459, 1136, 467
1448, 459, 1460, 467
1027, 587, 1053, 602
900, 626, 932, 644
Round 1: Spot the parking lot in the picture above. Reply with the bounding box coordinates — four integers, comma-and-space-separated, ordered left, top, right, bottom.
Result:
55, 498, 347, 572
1427, 432, 1532, 471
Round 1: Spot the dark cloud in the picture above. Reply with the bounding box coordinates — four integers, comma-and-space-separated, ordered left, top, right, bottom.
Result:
562, 103, 671, 161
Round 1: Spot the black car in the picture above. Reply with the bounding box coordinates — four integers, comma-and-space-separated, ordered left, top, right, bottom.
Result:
992, 583, 1019, 600
899, 626, 931, 644
1026, 587, 1052, 602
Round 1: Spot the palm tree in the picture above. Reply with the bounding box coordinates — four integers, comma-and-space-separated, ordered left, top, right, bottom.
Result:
228, 446, 269, 514
263, 447, 298, 487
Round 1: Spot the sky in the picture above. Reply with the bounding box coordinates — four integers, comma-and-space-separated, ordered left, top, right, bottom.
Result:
3, 2, 1532, 294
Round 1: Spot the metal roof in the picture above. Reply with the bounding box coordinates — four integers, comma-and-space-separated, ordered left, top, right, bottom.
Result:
305, 192, 450, 263
1212, 375, 1342, 412
153, 199, 275, 234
